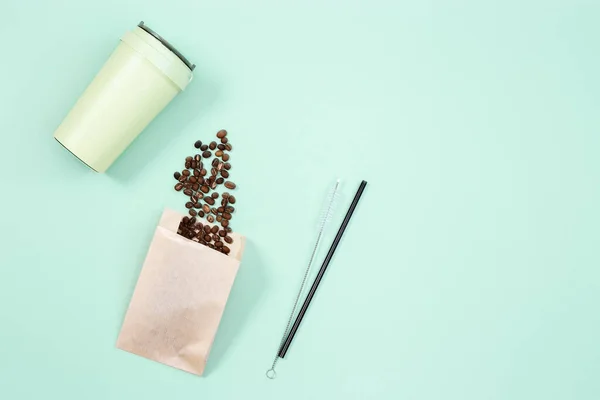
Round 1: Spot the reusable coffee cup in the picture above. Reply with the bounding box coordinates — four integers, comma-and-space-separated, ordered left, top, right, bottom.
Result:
54, 22, 195, 172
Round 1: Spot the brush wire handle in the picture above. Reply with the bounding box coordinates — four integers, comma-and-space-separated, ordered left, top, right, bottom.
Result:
266, 180, 340, 379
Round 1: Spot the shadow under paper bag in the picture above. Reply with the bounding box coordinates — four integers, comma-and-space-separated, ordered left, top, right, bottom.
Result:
117, 208, 245, 376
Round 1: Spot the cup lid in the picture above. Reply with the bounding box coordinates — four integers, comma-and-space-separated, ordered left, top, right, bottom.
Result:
138, 21, 196, 71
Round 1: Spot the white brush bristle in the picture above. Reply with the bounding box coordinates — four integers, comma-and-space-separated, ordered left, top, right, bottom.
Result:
317, 180, 340, 231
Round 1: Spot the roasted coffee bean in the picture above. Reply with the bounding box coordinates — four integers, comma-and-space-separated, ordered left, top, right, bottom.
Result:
178, 175, 187, 183
211, 158, 219, 168
224, 162, 231, 170
221, 199, 228, 207
186, 156, 193, 162
193, 169, 200, 177
228, 195, 236, 204
174, 183, 184, 191
210, 180, 217, 190
194, 161, 200, 169
200, 185, 209, 193
219, 230, 227, 237
203, 225, 211, 233
215, 150, 223, 157
217, 143, 226, 151
216, 162, 223, 171
216, 177, 224, 184
222, 212, 232, 220
200, 144, 208, 151
196, 221, 204, 230
224, 236, 233, 244
225, 143, 232, 151
182, 169, 190, 176
198, 177, 205, 185
215, 241, 223, 248
195, 154, 201, 162
221, 169, 229, 178
182, 216, 190, 224
225, 206, 235, 213
192, 183, 200, 191
198, 210, 205, 218
210, 225, 219, 234
183, 189, 193, 196
222, 192, 230, 199
189, 176, 197, 183
204, 196, 215, 205
211, 207, 218, 215
222, 154, 230, 161
212, 233, 220, 241
221, 219, 229, 228
209, 141, 217, 150
185, 202, 194, 209
207, 215, 215, 223
217, 129, 227, 138
224, 181, 236, 189
204, 234, 212, 242
221, 137, 228, 144
189, 209, 197, 217
189, 217, 197, 225
217, 206, 225, 213
216, 215, 223, 222
202, 150, 211, 158
222, 246, 231, 254
211, 192, 219, 199
211, 167, 217, 176
185, 161, 191, 169
194, 140, 202, 148
194, 202, 203, 209
200, 168, 207, 176
208, 243, 215, 249
203, 204, 211, 214
174, 171, 181, 180
226, 226, 232, 232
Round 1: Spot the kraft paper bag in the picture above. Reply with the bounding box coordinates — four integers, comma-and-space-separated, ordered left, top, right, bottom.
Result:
117, 208, 245, 375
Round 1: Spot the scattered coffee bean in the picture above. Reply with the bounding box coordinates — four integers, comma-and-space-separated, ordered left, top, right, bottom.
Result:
221, 219, 229, 228
210, 180, 217, 190
225, 143, 232, 151
217, 206, 225, 213
216, 215, 223, 222
202, 204, 210, 214
202, 150, 212, 158
211, 207, 218, 215
204, 234, 212, 242
226, 226, 232, 232
200, 168, 207, 176
215, 241, 223, 248
225, 206, 235, 213
224, 162, 231, 170
182, 216, 190, 224
189, 209, 197, 217
229, 195, 236, 204
189, 176, 197, 183
195, 154, 202, 162
222, 154, 230, 161
217, 144, 226, 151
198, 210, 205, 218
203, 225, 211, 233
178, 175, 187, 183
184, 189, 193, 196
217, 129, 227, 138
211, 158, 218, 168
200, 185, 209, 194
224, 236, 233, 244
224, 181, 236, 189
217, 162, 224, 171
194, 140, 202, 148
193, 169, 200, 177
219, 230, 227, 237
201, 144, 208, 151
211, 167, 217, 176
189, 217, 197, 225
221, 137, 228, 144
209, 141, 217, 150
210, 225, 219, 234
192, 183, 200, 191
222, 246, 231, 254
185, 161, 191, 169
216, 177, 224, 184
222, 192, 230, 199
211, 192, 219, 199
185, 202, 193, 209
175, 183, 184, 191
207, 215, 215, 223
182, 169, 190, 176
216, 150, 224, 157
174, 171, 181, 180
204, 196, 215, 205
186, 156, 193, 162
222, 212, 232, 220
221, 170, 229, 178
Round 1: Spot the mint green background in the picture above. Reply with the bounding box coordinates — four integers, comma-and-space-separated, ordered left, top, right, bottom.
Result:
1, 1, 599, 399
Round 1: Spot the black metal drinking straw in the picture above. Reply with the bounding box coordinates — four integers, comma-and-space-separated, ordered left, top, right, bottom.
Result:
277, 180, 368, 358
